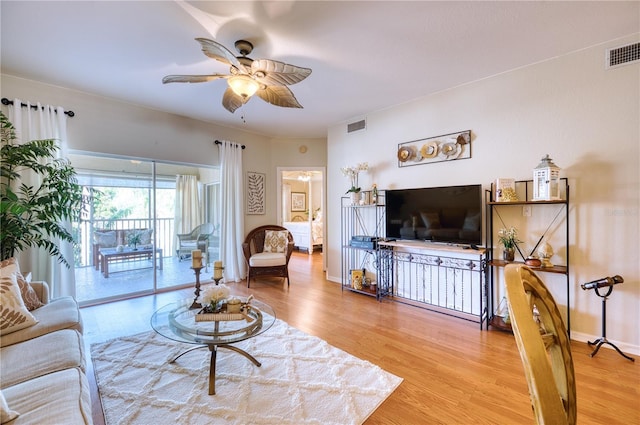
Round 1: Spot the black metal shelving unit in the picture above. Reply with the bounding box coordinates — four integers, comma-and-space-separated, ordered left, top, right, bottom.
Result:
485, 178, 570, 333
340, 190, 387, 299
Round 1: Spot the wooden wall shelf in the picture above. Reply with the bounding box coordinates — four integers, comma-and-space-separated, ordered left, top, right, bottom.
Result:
488, 260, 567, 275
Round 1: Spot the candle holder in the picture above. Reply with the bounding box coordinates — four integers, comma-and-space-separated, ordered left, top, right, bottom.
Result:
212, 262, 224, 282
190, 266, 204, 309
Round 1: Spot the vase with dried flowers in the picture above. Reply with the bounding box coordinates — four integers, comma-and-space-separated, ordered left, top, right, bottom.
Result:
498, 226, 522, 261
341, 162, 369, 204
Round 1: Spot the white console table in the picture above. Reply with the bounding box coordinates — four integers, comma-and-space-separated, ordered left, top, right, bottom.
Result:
379, 240, 488, 327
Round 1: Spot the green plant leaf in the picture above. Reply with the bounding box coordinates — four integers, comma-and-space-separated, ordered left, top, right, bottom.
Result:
0, 111, 88, 268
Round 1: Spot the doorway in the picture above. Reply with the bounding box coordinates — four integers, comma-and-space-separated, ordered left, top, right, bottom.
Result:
276, 167, 326, 271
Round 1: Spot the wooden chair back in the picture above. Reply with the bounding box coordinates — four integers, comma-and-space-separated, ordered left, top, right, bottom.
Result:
505, 264, 576, 425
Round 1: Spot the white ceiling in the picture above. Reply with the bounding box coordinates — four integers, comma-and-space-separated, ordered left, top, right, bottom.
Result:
1, 1, 638, 139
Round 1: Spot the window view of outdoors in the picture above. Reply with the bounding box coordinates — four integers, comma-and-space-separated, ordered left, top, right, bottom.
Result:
75, 186, 175, 268
70, 154, 219, 304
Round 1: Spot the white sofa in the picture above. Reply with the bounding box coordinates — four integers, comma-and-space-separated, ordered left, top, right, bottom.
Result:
0, 281, 92, 425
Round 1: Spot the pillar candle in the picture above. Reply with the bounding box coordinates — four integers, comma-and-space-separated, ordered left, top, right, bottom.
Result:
191, 250, 202, 268
214, 260, 223, 279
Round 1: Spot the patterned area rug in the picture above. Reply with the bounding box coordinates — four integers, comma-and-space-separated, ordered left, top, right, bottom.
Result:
91, 319, 402, 425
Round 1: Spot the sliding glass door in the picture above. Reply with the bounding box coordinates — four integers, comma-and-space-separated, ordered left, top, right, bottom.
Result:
70, 153, 219, 305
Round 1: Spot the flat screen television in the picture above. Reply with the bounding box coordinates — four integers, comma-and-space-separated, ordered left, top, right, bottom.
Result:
385, 184, 482, 245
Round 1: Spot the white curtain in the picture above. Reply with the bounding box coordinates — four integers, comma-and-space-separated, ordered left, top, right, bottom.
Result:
7, 99, 75, 298
218, 141, 245, 281
174, 175, 202, 244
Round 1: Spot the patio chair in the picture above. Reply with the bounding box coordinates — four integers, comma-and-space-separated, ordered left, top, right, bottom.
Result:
504, 264, 576, 425
242, 225, 294, 287
176, 223, 214, 261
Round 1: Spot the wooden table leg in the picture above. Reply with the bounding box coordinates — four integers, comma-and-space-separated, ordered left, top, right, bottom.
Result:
103, 256, 109, 278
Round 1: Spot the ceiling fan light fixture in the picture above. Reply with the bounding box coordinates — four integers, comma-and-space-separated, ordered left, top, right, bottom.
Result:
165, 38, 311, 112
228, 75, 260, 99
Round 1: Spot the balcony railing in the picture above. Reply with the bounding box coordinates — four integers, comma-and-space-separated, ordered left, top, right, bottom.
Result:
75, 218, 175, 267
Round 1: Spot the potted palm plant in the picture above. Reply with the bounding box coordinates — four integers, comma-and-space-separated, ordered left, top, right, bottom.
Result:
1, 111, 85, 268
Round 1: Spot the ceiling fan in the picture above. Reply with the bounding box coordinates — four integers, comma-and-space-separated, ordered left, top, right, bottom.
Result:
163, 38, 312, 113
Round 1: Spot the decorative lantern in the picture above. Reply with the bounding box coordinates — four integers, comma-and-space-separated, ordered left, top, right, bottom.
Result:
532, 154, 561, 201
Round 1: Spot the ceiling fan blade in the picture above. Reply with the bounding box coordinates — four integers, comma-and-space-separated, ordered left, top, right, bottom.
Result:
251, 59, 312, 86
162, 74, 228, 84
222, 88, 246, 113
195, 38, 248, 73
256, 85, 303, 108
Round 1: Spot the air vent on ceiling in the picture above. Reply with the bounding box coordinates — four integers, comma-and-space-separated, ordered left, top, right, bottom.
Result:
347, 119, 366, 133
606, 42, 640, 69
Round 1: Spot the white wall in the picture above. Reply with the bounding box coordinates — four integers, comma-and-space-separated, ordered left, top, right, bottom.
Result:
328, 34, 640, 353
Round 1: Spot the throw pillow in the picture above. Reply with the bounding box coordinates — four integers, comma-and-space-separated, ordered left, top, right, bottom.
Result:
0, 258, 43, 311
93, 230, 117, 247
0, 390, 19, 424
123, 229, 154, 247
138, 229, 153, 245
0, 264, 38, 335
420, 211, 442, 229
263, 230, 289, 253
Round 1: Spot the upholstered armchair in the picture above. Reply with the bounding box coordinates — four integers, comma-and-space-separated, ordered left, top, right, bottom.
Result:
176, 223, 214, 261
242, 225, 294, 287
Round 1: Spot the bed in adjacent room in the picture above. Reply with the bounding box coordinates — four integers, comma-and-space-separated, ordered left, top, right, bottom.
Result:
283, 215, 323, 254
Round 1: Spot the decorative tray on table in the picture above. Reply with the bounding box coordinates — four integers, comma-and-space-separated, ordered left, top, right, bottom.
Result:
195, 310, 252, 322
169, 302, 264, 337
192, 294, 256, 322
194, 295, 258, 323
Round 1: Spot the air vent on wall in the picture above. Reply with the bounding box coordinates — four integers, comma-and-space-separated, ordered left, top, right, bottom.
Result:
606, 42, 640, 69
347, 119, 366, 133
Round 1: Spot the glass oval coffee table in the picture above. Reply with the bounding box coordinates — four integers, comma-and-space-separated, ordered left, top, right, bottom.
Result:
151, 298, 275, 395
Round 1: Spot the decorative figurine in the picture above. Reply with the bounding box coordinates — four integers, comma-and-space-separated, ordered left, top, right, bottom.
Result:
538, 242, 554, 268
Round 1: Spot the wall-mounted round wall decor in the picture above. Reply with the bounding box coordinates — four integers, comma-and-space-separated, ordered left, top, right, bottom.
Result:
420, 142, 438, 159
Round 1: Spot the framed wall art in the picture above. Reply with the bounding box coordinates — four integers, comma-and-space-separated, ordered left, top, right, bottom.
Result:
246, 172, 265, 215
291, 192, 306, 212
397, 129, 472, 168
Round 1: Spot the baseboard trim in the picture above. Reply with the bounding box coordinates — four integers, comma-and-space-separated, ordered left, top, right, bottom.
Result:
570, 331, 639, 357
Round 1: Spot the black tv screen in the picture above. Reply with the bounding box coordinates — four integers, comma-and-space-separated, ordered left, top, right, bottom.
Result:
385, 184, 482, 245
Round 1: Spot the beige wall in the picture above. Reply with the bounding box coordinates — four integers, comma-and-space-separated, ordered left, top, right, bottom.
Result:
262, 137, 326, 231
0, 74, 326, 234
328, 34, 640, 353
2, 32, 638, 352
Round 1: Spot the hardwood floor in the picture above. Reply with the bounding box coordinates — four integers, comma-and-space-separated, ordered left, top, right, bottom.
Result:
82, 251, 639, 425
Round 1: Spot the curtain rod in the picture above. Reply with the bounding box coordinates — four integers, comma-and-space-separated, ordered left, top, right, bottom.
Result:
215, 140, 245, 149
1, 98, 75, 117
